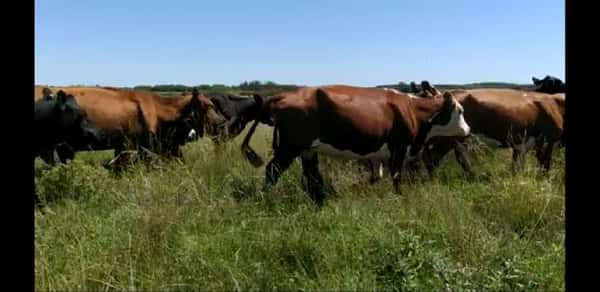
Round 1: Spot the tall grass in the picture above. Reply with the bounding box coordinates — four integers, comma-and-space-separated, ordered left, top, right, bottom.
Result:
35, 125, 565, 291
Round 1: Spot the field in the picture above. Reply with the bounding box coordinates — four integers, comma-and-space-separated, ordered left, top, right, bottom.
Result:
34, 124, 565, 291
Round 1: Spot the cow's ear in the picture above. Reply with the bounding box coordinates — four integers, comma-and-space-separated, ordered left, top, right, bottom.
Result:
442, 92, 455, 108
532, 77, 541, 85
421, 80, 431, 91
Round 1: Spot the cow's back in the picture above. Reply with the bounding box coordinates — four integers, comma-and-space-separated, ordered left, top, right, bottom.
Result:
318, 86, 400, 137
49, 87, 152, 135
457, 89, 554, 144
269, 86, 414, 155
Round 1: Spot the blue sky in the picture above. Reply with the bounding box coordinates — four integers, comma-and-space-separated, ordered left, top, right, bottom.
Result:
35, 0, 564, 87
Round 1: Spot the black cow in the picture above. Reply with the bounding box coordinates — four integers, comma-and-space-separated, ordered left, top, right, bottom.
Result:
532, 75, 565, 94
34, 90, 102, 161
203, 93, 262, 145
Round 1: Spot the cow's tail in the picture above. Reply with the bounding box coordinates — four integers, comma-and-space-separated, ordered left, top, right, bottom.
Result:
241, 117, 264, 167
241, 94, 283, 167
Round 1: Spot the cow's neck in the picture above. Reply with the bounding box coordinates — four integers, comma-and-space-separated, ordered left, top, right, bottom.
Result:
411, 97, 445, 126
406, 97, 447, 158
152, 94, 193, 121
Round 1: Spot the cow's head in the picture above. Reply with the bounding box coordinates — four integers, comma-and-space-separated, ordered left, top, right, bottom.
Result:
408, 91, 470, 160
53, 90, 102, 147
532, 75, 565, 94
425, 92, 470, 140
42, 87, 54, 101
179, 88, 227, 141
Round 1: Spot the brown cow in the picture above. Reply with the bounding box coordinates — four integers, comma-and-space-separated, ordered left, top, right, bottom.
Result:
421, 89, 565, 176
34, 86, 226, 165
241, 85, 471, 206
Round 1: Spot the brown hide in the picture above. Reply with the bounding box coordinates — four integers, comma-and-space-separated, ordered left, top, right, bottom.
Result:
450, 89, 563, 145
243, 85, 456, 166
34, 86, 224, 159
34, 86, 221, 137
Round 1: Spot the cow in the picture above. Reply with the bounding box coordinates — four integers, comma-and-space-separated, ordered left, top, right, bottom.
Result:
205, 93, 263, 145
532, 75, 565, 94
33, 86, 226, 167
366, 80, 441, 182
240, 85, 471, 206
406, 81, 440, 97
41, 87, 53, 101
421, 89, 565, 176
417, 81, 441, 97
34, 90, 102, 161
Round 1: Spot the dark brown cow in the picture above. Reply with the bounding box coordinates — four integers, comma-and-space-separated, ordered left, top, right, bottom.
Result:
241, 85, 471, 206
34, 86, 226, 165
422, 89, 565, 176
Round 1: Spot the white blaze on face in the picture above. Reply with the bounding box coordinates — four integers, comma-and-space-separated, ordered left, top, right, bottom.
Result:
426, 100, 471, 141
188, 129, 197, 139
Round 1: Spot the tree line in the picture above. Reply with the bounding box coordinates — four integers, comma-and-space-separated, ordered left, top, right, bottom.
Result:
378, 81, 535, 93
100, 80, 536, 97
133, 81, 299, 96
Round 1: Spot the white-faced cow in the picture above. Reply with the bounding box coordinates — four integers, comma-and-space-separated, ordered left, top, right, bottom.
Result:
241, 85, 471, 206
421, 89, 565, 176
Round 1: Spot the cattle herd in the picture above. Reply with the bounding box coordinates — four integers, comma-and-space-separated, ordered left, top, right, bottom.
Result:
34, 75, 565, 206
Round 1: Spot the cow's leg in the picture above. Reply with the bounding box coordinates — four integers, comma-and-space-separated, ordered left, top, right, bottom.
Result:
39, 149, 59, 166
539, 141, 555, 173
138, 132, 159, 162
367, 160, 383, 184
264, 151, 297, 190
453, 141, 475, 178
511, 147, 524, 173
533, 135, 549, 171
105, 143, 129, 171
512, 136, 536, 173
511, 145, 530, 173
169, 146, 183, 159
389, 144, 409, 194
300, 152, 326, 206
422, 141, 453, 178
55, 143, 75, 164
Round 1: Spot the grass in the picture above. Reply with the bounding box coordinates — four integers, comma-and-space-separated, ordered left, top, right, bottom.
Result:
35, 125, 565, 291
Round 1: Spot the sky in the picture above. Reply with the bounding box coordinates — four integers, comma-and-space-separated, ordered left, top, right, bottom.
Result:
35, 0, 564, 87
